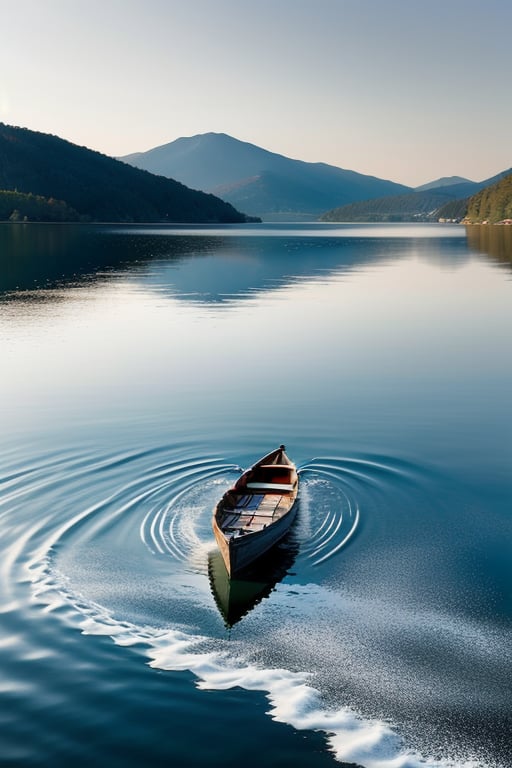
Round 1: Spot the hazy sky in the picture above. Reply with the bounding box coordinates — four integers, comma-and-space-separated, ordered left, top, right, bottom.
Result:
1, 0, 510, 187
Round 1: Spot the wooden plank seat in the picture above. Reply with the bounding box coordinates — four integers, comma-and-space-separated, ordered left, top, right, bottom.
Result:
221, 493, 285, 531
223, 512, 254, 531
246, 482, 295, 491
257, 494, 283, 514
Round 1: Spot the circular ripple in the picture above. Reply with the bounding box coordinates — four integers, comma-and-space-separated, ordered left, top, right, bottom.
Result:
0, 445, 239, 599
293, 454, 417, 568
139, 462, 240, 565
0, 447, 420, 607
296, 474, 359, 566
1, 445, 506, 768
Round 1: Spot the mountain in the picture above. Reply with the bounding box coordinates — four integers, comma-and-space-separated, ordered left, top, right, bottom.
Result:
415, 176, 473, 192
0, 123, 254, 223
120, 133, 411, 219
464, 171, 512, 223
321, 168, 512, 223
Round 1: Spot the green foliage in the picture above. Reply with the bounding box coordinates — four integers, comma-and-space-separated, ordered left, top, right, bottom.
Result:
466, 173, 512, 223
0, 189, 79, 221
0, 123, 255, 223
436, 198, 469, 221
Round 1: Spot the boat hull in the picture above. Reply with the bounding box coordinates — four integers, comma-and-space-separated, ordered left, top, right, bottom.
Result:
212, 445, 299, 576
213, 502, 297, 576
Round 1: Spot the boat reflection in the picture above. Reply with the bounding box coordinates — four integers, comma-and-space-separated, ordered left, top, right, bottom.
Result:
208, 536, 299, 627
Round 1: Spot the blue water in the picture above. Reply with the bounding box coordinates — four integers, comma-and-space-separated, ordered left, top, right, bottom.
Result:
0, 222, 510, 767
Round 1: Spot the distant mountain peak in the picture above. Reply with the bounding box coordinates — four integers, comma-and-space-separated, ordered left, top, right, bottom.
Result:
415, 176, 473, 192
120, 133, 410, 219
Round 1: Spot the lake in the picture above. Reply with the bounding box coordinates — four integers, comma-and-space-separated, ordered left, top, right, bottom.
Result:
0, 222, 510, 768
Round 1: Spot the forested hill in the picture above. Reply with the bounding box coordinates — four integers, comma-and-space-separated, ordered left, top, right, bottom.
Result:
321, 168, 512, 223
465, 172, 512, 223
0, 123, 254, 223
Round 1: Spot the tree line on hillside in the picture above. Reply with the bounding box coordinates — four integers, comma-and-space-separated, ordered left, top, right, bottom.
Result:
464, 172, 512, 223
0, 123, 256, 223
435, 197, 470, 221
0, 190, 80, 222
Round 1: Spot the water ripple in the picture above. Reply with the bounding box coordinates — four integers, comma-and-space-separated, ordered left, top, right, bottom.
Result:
0, 444, 505, 768
294, 454, 417, 567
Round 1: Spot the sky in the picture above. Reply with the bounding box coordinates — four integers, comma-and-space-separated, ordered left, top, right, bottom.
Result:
1, 0, 510, 187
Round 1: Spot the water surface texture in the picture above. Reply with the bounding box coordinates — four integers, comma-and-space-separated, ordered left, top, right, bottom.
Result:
1, 222, 511, 768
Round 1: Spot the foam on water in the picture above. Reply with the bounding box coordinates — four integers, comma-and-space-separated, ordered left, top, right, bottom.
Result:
41, 578, 487, 768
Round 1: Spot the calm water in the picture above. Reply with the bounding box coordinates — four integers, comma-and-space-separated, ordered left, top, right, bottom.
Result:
0, 222, 510, 768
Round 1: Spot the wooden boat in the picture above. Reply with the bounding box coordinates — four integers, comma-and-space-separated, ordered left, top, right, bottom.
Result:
212, 445, 299, 576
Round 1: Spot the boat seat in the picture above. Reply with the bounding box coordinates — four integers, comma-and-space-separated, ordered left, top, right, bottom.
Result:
256, 496, 282, 516
246, 482, 294, 491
